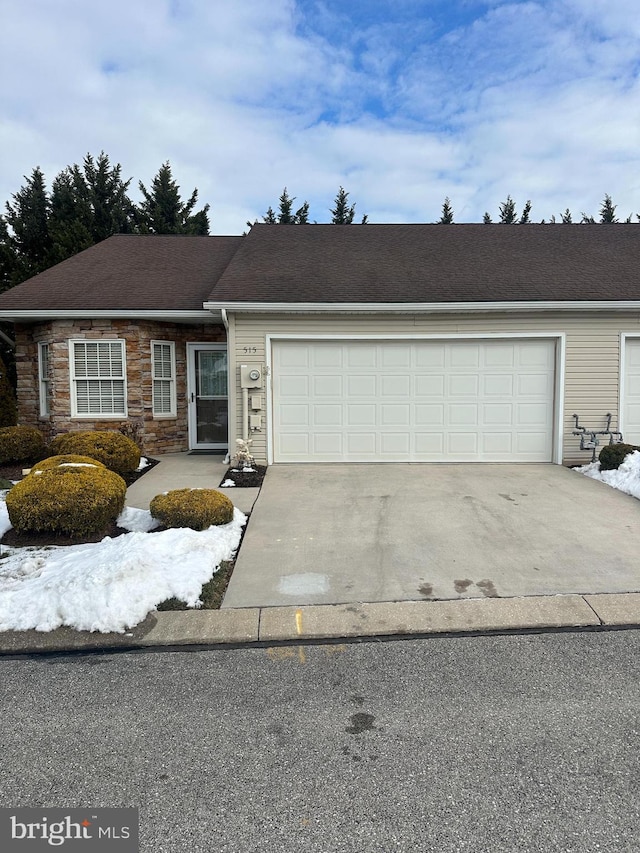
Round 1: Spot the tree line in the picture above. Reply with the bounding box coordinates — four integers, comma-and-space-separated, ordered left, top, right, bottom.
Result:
2, 149, 638, 296
0, 153, 210, 291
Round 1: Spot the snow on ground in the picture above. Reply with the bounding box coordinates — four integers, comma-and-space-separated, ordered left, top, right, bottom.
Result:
575, 450, 640, 500
0, 503, 246, 634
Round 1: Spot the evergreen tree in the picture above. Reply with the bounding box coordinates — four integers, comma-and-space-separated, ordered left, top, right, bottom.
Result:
138, 162, 210, 234
0, 217, 17, 294
294, 201, 310, 224
82, 152, 136, 240
561, 209, 573, 224
262, 206, 277, 224
580, 212, 596, 223
331, 186, 356, 224
483, 212, 492, 224
599, 194, 618, 223
519, 200, 532, 224
48, 167, 94, 264
498, 195, 517, 223
438, 197, 454, 224
4, 167, 53, 282
262, 188, 310, 224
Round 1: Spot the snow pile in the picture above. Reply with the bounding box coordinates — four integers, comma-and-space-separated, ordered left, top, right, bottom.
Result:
220, 479, 236, 488
0, 507, 246, 634
575, 450, 640, 500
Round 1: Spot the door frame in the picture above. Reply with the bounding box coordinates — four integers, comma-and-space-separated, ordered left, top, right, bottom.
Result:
186, 342, 229, 450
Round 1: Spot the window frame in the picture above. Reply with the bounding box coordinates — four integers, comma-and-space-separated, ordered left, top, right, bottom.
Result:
38, 342, 51, 418
151, 340, 177, 418
69, 339, 128, 419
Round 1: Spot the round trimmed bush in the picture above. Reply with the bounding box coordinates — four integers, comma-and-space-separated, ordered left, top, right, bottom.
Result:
29, 454, 107, 474
0, 425, 46, 464
6, 465, 126, 538
48, 430, 140, 477
150, 488, 234, 531
598, 442, 640, 471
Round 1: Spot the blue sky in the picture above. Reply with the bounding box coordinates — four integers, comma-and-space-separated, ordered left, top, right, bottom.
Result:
1, 0, 639, 232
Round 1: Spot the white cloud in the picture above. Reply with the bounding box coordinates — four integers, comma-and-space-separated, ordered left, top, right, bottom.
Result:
0, 0, 639, 231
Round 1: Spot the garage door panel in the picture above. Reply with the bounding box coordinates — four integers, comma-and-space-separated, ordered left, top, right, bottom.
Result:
416, 375, 445, 396
311, 345, 343, 367
449, 374, 479, 396
313, 375, 342, 396
347, 375, 376, 396
273, 340, 555, 462
313, 404, 342, 425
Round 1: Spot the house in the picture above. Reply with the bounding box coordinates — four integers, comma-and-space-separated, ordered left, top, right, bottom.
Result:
0, 223, 639, 466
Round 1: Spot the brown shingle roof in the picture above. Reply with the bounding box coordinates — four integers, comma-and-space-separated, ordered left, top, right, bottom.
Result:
0, 234, 242, 312
208, 223, 640, 303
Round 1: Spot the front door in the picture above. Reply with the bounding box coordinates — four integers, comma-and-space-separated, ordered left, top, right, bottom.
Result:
187, 344, 228, 450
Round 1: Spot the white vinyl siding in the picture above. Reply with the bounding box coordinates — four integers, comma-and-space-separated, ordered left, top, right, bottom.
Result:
272, 339, 555, 462
152, 340, 176, 417
229, 310, 633, 465
38, 342, 50, 417
70, 340, 126, 417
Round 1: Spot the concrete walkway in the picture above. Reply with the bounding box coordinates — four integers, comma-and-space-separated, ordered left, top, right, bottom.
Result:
126, 452, 260, 515
222, 463, 640, 608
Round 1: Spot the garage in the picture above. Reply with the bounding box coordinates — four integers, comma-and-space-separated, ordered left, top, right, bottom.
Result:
271, 338, 556, 463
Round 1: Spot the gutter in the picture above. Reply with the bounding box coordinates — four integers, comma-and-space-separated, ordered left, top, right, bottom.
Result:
0, 310, 221, 322
203, 300, 640, 314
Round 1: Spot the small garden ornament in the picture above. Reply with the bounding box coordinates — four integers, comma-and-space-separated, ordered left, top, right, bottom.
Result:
234, 438, 255, 471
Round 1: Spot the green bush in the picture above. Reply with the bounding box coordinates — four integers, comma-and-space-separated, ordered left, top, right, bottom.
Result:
0, 425, 46, 464
30, 454, 107, 474
48, 430, 140, 477
598, 442, 640, 471
150, 488, 234, 531
6, 465, 126, 537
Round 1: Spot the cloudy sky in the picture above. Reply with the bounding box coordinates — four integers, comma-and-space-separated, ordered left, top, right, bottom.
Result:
1, 0, 639, 233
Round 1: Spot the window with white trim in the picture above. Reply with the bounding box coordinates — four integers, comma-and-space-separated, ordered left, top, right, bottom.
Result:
38, 342, 50, 417
70, 340, 127, 417
151, 340, 176, 417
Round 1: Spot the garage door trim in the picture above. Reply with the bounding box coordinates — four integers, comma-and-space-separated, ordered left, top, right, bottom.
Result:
266, 333, 565, 464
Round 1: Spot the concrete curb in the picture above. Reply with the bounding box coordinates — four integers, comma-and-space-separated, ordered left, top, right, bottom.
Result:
1, 593, 640, 655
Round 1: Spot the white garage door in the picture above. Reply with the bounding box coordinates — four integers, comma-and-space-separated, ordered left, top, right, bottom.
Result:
272, 339, 556, 462
623, 338, 640, 445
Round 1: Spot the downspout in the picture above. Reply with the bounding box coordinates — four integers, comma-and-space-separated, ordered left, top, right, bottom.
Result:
221, 309, 232, 465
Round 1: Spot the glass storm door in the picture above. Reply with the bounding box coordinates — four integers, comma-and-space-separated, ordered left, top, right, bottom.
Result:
187, 345, 228, 450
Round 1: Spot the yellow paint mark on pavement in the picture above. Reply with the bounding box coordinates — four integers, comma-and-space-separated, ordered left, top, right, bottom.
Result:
295, 609, 304, 635
298, 645, 306, 664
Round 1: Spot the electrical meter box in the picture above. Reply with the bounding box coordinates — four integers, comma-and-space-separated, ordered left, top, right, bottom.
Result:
240, 365, 262, 388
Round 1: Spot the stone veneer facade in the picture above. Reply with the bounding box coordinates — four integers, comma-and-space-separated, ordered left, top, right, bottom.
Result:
14, 319, 226, 454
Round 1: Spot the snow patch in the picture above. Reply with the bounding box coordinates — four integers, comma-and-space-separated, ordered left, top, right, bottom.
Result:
575, 450, 640, 500
220, 479, 236, 487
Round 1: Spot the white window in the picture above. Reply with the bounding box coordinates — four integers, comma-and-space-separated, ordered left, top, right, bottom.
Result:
70, 340, 127, 417
38, 342, 50, 417
151, 340, 176, 417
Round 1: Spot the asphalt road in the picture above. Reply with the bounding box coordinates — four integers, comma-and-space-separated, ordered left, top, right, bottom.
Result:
1, 630, 639, 852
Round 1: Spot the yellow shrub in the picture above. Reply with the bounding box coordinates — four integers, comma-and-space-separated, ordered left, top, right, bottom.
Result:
0, 425, 46, 464
30, 454, 107, 474
6, 465, 126, 537
48, 430, 140, 477
150, 488, 234, 531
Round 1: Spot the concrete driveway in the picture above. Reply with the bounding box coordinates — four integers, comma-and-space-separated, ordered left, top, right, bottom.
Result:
221, 464, 640, 608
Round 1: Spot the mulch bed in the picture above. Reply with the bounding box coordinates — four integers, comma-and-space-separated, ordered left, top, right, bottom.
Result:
220, 464, 267, 488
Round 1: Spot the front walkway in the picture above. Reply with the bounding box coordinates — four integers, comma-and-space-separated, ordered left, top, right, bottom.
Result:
222, 463, 640, 608
126, 452, 260, 515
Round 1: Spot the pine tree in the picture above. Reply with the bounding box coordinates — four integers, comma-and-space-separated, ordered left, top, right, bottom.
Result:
262, 188, 310, 223
82, 152, 136, 240
580, 213, 596, 223
483, 212, 492, 224
498, 195, 517, 224
438, 197, 454, 224
561, 209, 573, 224
519, 200, 532, 224
599, 194, 618, 223
262, 207, 277, 224
138, 162, 210, 234
294, 201, 310, 224
277, 188, 295, 223
331, 186, 356, 224
0, 217, 17, 294
4, 167, 53, 282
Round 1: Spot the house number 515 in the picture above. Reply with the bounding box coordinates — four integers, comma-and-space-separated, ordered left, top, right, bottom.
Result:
243, 347, 257, 354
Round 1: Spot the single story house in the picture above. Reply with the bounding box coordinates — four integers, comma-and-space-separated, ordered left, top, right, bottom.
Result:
0, 223, 639, 466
